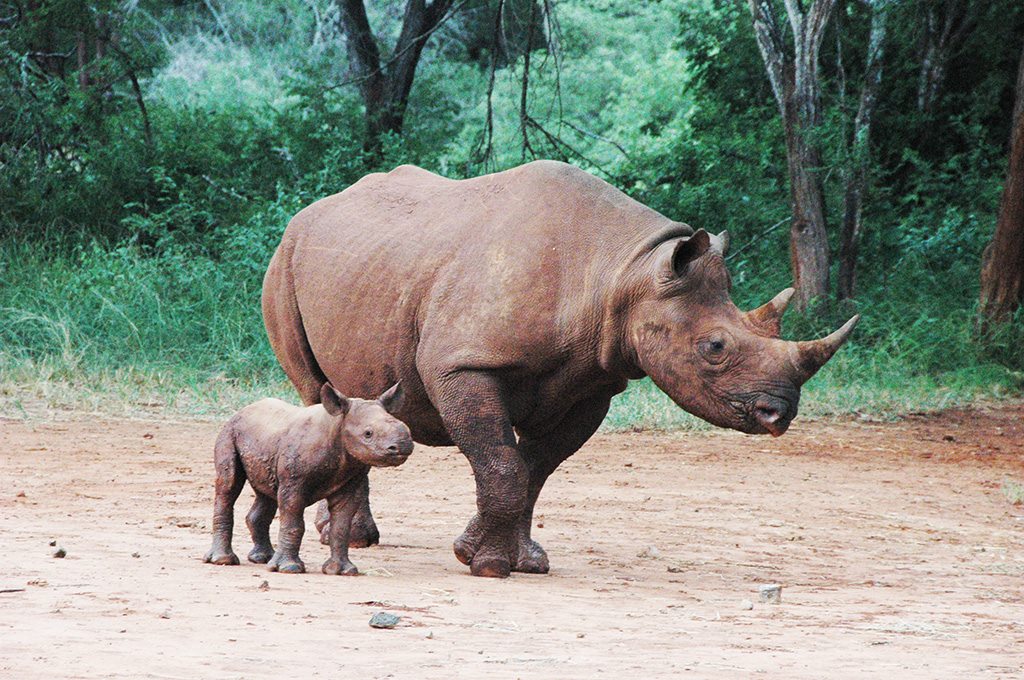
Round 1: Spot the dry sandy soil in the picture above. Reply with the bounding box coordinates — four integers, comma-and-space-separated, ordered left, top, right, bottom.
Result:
2, 404, 1023, 679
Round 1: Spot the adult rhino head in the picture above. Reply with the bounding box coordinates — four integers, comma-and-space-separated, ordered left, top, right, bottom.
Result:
617, 228, 858, 437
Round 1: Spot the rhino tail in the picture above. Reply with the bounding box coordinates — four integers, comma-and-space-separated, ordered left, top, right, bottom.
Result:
261, 241, 329, 406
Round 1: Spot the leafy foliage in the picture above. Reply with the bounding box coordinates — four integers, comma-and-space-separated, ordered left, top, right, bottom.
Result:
0, 0, 1021, 421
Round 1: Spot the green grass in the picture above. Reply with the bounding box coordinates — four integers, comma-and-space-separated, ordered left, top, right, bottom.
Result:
1, 238, 1021, 425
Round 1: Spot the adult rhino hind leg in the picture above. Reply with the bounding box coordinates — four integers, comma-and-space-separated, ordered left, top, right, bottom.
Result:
436, 371, 529, 578
316, 496, 379, 548
262, 245, 380, 548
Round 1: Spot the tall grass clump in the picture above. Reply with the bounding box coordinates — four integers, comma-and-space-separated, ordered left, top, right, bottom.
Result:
0, 236, 293, 417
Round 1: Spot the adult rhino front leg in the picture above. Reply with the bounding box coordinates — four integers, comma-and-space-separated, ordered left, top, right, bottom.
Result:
433, 371, 529, 578
511, 392, 616, 573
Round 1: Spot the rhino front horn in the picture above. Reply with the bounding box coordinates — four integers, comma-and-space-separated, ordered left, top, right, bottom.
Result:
748, 287, 795, 336
793, 314, 861, 382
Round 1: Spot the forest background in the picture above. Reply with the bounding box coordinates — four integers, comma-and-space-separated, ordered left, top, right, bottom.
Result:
1, 0, 1022, 429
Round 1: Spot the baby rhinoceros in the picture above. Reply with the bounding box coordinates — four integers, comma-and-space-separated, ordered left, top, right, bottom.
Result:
203, 382, 413, 575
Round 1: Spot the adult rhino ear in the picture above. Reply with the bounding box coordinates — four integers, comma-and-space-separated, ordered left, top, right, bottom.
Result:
668, 229, 712, 278
320, 382, 350, 416
377, 381, 404, 415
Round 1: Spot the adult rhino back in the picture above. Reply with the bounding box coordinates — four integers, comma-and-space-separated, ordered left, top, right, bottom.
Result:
262, 160, 858, 578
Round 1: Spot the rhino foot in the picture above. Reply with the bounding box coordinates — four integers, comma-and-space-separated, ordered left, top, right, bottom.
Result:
203, 548, 240, 566
316, 502, 380, 548
317, 518, 380, 548
348, 511, 380, 548
267, 552, 305, 574
454, 516, 513, 578
470, 550, 512, 578
453, 514, 485, 566
514, 539, 549, 574
454, 514, 548, 575
322, 557, 359, 576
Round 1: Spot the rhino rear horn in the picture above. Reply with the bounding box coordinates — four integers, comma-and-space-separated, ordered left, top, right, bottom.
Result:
748, 287, 795, 337
793, 315, 861, 383
710, 230, 730, 255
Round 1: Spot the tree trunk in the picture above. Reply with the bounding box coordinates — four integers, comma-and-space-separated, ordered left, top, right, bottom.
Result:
916, 0, 972, 115
338, 0, 456, 154
838, 1, 888, 302
979, 41, 1024, 326
749, 0, 837, 312
784, 113, 831, 311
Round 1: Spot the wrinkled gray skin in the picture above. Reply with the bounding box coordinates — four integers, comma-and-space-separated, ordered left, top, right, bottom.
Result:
262, 160, 858, 578
203, 382, 412, 575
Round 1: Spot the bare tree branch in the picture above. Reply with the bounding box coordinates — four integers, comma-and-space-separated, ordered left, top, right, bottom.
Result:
336, 0, 463, 151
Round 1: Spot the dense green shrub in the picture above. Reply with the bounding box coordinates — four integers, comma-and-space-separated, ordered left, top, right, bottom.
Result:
0, 0, 1021, 420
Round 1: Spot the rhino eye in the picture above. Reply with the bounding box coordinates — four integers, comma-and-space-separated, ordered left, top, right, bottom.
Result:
698, 337, 728, 364
363, 429, 373, 439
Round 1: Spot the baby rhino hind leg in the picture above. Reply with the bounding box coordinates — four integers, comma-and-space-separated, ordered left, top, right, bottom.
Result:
204, 430, 246, 566
245, 493, 277, 564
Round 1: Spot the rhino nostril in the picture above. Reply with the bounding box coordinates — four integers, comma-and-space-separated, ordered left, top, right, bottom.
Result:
755, 406, 780, 424
387, 444, 399, 453
753, 399, 790, 436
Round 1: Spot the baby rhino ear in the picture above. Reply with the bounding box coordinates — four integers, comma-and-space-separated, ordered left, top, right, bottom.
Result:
377, 381, 404, 415
320, 382, 350, 416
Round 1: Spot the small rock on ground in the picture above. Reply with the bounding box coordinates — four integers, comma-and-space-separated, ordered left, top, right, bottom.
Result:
758, 584, 782, 604
369, 612, 400, 629
739, 599, 754, 610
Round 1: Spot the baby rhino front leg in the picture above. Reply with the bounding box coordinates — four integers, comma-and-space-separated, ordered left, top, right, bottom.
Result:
322, 476, 368, 576
267, 490, 307, 574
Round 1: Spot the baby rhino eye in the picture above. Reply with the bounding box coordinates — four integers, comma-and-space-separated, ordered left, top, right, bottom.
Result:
363, 429, 373, 439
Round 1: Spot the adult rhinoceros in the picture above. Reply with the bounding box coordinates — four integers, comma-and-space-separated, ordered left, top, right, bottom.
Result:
261, 160, 857, 578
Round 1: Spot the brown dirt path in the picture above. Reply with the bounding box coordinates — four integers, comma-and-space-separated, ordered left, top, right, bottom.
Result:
1, 404, 1023, 679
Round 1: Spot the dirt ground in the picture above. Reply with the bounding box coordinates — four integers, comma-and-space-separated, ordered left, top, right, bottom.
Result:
2, 404, 1023, 679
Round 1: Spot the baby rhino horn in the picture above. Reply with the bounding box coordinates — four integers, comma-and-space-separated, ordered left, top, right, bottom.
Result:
747, 287, 795, 337
792, 315, 861, 383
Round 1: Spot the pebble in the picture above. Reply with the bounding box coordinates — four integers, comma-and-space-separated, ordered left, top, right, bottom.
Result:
369, 612, 400, 629
52, 547, 66, 559
758, 584, 782, 604
258, 580, 270, 591
739, 599, 754, 610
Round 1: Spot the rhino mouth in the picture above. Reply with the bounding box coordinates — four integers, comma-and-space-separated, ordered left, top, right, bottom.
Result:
733, 390, 798, 437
